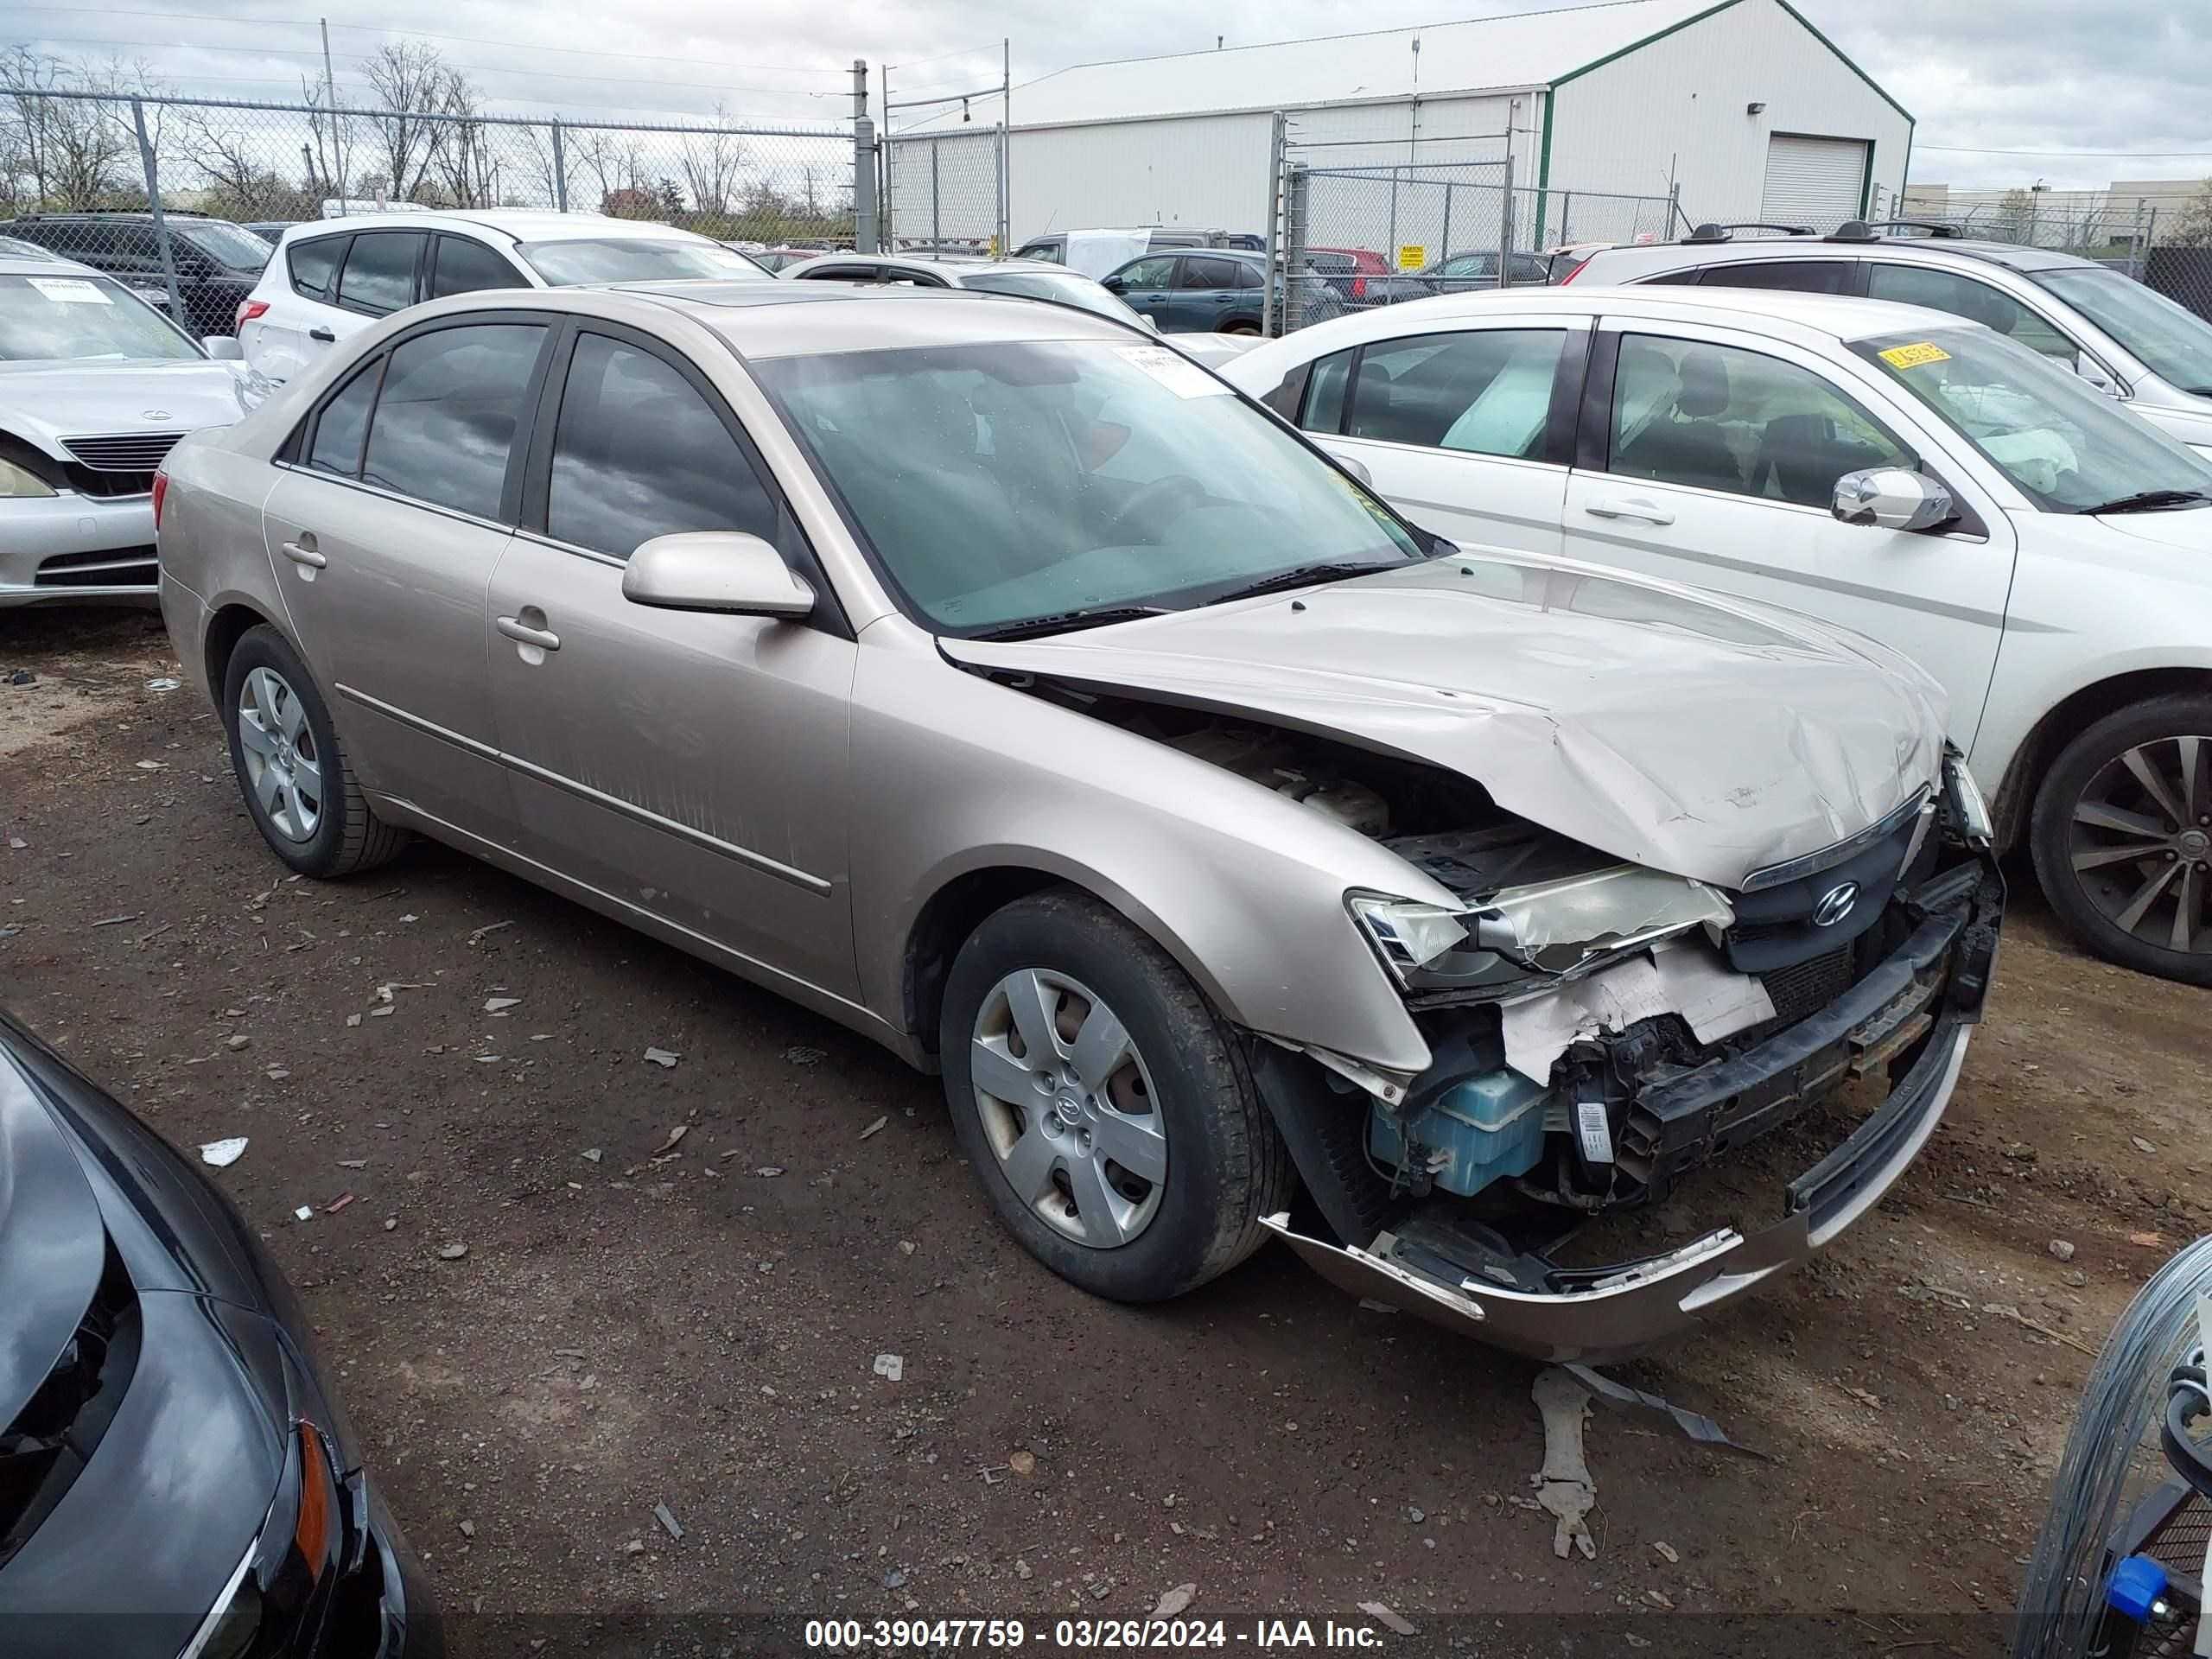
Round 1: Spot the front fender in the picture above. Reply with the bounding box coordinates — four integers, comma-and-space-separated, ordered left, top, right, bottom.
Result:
848, 632, 1439, 1075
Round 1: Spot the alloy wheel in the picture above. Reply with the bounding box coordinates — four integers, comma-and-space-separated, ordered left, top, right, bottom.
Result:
236, 665, 323, 843
969, 968, 1168, 1249
2068, 734, 2212, 953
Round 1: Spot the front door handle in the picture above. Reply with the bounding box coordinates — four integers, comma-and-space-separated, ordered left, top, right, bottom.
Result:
308, 326, 336, 342
496, 614, 561, 652
279, 538, 326, 569
1584, 496, 1675, 526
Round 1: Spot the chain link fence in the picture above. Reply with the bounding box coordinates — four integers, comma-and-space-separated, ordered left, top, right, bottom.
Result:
0, 90, 857, 333
882, 127, 1005, 254
1270, 125, 1679, 334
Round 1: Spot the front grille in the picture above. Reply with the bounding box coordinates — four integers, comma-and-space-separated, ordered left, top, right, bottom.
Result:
34, 544, 158, 588
1759, 944, 1857, 1027
61, 431, 185, 474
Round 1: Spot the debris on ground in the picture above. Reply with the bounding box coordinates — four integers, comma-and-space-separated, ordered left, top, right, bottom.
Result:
622, 1539, 645, 1556
1653, 1541, 1680, 1564
756, 1166, 785, 1178
293, 1205, 313, 1222
224, 1033, 251, 1050
458, 1519, 475, 1538
1007, 1450, 1036, 1478
859, 1115, 888, 1139
6, 836, 24, 849
338, 1158, 367, 1169
882, 1568, 907, 1590
653, 1503, 684, 1541
1644, 1589, 1675, 1611
783, 1045, 825, 1065
2048, 1239, 2076, 1262
346, 1014, 362, 1028
1357, 1603, 1418, 1637
6, 670, 34, 685
466, 919, 512, 944
90, 913, 139, 929
1150, 1585, 1197, 1620
484, 996, 522, 1014
872, 1352, 904, 1382
582, 1147, 602, 1163
383, 1218, 397, 1232
2133, 1136, 2158, 1154
898, 1240, 916, 1255
652, 1124, 688, 1154
1566, 1362, 1765, 1458
1532, 1367, 1598, 1560
199, 1136, 248, 1167
643, 1046, 681, 1068
438, 1243, 468, 1261
325, 1192, 355, 1214
1844, 1385, 1882, 1409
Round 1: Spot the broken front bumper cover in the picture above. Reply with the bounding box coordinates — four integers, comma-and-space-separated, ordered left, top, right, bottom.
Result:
1264, 859, 2000, 1364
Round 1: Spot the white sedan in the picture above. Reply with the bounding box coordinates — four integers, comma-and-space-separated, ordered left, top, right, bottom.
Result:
0, 250, 266, 607
1222, 284, 2212, 983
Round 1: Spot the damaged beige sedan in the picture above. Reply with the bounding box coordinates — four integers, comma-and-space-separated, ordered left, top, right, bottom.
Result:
153, 283, 2004, 1362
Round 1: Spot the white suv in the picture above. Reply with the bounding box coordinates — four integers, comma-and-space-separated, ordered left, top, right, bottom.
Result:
1222, 284, 2212, 982
236, 210, 770, 382
1566, 222, 2212, 456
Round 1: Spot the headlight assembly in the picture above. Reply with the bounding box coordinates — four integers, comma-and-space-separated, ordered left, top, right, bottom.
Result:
1945, 751, 1993, 844
0, 455, 58, 498
1347, 893, 1469, 979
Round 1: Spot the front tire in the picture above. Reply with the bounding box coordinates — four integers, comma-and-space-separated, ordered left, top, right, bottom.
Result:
939, 891, 1294, 1302
2029, 693, 2212, 984
221, 625, 405, 879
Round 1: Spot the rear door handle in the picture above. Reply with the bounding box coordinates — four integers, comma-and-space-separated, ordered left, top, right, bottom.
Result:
496, 615, 561, 652
1584, 496, 1675, 526
279, 539, 326, 569
308, 326, 335, 342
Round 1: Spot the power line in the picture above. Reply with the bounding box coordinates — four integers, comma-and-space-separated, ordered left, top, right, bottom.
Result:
17, 35, 842, 99
10, 6, 849, 75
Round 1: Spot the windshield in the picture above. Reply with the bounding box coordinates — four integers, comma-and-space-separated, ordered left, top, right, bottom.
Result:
1853, 325, 2212, 512
0, 272, 201, 362
753, 339, 1422, 633
959, 270, 1143, 325
2031, 266, 2212, 395
518, 237, 772, 286
183, 220, 279, 272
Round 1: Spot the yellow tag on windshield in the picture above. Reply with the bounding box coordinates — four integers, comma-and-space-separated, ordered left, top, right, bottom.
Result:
1879, 341, 1951, 370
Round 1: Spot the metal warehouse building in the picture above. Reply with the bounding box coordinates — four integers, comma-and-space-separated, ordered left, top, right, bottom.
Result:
892, 0, 1911, 253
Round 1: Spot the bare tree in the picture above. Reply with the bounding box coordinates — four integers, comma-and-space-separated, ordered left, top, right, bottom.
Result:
0, 48, 155, 210
429, 67, 499, 209
363, 41, 449, 204
678, 103, 747, 220
297, 73, 357, 204
571, 128, 648, 214
2164, 181, 2212, 250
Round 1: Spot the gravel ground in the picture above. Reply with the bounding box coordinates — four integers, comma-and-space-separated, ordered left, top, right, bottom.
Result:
4, 611, 2208, 1657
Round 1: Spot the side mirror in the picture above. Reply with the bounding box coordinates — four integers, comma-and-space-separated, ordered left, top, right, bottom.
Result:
202, 336, 244, 359
1101, 276, 1125, 294
1338, 455, 1374, 486
1833, 467, 1957, 533
621, 531, 815, 618
2074, 352, 2124, 397
1143, 315, 1161, 334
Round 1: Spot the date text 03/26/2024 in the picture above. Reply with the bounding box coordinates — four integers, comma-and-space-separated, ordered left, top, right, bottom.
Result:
803, 1618, 1398, 1649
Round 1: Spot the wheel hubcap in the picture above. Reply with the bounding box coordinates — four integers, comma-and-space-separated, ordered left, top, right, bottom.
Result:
236, 665, 323, 843
969, 968, 1166, 1249
2068, 734, 2212, 953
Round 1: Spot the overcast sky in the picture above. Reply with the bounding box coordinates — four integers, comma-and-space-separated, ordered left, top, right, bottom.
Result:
11, 0, 2212, 192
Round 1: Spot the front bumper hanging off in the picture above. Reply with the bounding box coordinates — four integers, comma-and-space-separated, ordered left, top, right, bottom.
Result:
1262, 854, 2003, 1364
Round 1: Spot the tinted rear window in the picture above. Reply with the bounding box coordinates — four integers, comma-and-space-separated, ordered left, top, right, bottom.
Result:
337, 232, 423, 315
288, 236, 345, 302
361, 322, 543, 518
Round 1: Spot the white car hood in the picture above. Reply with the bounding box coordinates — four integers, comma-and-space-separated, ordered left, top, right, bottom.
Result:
942, 551, 1949, 891
0, 359, 257, 460
2092, 503, 2212, 554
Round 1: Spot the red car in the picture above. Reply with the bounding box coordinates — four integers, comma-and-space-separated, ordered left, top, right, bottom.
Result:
1301, 245, 1427, 307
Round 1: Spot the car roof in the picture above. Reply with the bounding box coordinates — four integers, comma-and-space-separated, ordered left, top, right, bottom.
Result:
1589, 231, 2100, 278
280, 211, 713, 247
1259, 283, 1974, 348
608, 283, 1139, 359
0, 251, 109, 279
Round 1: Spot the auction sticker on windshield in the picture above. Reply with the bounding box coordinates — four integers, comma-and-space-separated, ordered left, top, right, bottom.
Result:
1878, 340, 1950, 370
28, 276, 111, 304
1114, 344, 1230, 397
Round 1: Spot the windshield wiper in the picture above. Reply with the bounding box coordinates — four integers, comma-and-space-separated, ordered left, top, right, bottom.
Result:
969, 605, 1173, 641
2075, 488, 2212, 515
1203, 561, 1392, 606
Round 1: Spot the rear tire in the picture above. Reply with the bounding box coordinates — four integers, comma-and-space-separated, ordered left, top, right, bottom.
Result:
2029, 692, 2212, 984
221, 625, 405, 879
939, 890, 1294, 1302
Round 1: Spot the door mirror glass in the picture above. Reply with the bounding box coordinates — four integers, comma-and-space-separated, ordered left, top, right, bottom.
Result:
1833, 467, 1957, 532
202, 335, 244, 360
621, 532, 815, 618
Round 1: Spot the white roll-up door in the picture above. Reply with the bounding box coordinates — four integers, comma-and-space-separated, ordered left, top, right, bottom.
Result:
1761, 135, 1871, 230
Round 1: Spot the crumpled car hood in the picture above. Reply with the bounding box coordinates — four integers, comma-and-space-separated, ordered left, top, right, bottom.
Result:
941, 551, 1948, 890
0, 359, 255, 460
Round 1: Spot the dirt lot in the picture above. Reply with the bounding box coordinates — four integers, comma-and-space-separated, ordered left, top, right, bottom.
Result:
4, 610, 2209, 1656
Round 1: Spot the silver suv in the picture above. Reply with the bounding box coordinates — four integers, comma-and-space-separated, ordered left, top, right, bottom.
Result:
1570, 220, 2212, 454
